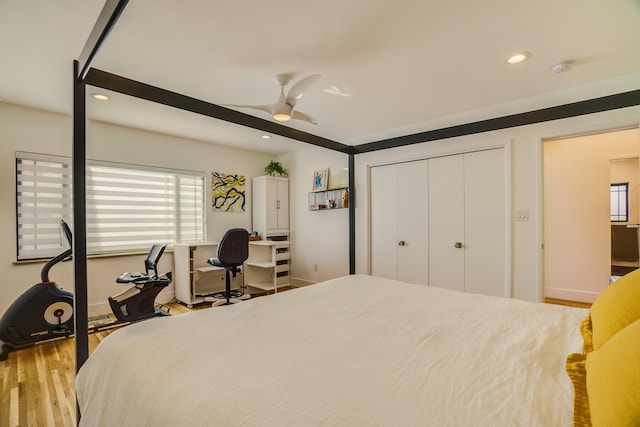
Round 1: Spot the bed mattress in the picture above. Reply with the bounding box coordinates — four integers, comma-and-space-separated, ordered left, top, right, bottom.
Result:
76, 274, 586, 426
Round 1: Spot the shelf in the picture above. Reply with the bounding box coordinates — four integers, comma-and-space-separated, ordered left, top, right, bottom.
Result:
308, 187, 349, 210
247, 281, 277, 291
245, 261, 275, 268
194, 265, 224, 273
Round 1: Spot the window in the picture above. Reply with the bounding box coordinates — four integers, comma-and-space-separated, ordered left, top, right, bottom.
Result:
16, 152, 205, 260
610, 182, 629, 222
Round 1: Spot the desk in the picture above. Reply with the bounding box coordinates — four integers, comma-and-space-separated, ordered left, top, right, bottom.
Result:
174, 242, 243, 307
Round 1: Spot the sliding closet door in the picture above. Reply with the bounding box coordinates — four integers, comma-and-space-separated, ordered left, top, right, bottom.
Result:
464, 149, 506, 297
428, 155, 465, 291
370, 161, 429, 285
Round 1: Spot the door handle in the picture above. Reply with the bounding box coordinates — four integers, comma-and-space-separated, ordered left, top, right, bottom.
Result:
276, 200, 280, 209
398, 240, 406, 246
454, 242, 463, 248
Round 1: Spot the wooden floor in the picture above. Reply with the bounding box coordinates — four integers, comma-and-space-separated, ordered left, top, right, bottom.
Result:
2, 290, 585, 427
544, 297, 592, 309
0, 302, 205, 427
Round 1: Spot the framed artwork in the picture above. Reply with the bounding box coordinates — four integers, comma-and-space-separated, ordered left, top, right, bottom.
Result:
212, 172, 245, 212
312, 168, 328, 191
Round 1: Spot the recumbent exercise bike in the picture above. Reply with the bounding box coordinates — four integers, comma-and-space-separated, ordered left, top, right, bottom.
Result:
0, 220, 171, 361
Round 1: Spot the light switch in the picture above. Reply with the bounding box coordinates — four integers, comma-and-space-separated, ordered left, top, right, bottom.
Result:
515, 210, 529, 221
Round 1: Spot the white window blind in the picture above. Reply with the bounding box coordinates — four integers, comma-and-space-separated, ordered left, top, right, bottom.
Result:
16, 153, 74, 259
16, 152, 205, 260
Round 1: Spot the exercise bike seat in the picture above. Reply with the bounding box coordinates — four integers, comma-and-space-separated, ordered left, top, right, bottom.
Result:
116, 272, 152, 284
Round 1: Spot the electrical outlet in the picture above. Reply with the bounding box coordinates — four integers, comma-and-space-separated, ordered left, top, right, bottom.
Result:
314, 264, 318, 272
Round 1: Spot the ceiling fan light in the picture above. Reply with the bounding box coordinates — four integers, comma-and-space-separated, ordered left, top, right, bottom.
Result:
272, 103, 292, 122
273, 112, 291, 122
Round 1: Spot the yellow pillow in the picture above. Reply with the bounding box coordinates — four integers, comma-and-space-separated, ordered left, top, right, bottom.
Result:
580, 313, 594, 354
585, 318, 640, 427
590, 268, 640, 350
566, 353, 591, 426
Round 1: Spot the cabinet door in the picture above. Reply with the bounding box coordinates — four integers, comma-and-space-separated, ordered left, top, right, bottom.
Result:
276, 179, 289, 229
266, 179, 279, 230
428, 154, 465, 292
464, 149, 506, 297
370, 164, 398, 280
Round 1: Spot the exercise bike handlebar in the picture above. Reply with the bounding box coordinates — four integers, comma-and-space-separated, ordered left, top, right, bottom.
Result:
41, 220, 74, 283
41, 248, 72, 283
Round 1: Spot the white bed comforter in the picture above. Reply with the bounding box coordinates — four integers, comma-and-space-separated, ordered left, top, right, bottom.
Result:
76, 275, 586, 427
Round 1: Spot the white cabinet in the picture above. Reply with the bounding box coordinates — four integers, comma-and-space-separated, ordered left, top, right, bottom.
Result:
174, 243, 243, 308
370, 148, 507, 297
253, 176, 289, 239
244, 241, 290, 293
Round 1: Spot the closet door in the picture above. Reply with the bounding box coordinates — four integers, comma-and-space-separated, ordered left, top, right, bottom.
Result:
396, 161, 429, 285
464, 149, 506, 297
428, 155, 465, 291
428, 148, 507, 296
370, 164, 398, 280
370, 161, 429, 285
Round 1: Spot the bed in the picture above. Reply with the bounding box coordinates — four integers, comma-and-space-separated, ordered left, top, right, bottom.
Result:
75, 274, 638, 426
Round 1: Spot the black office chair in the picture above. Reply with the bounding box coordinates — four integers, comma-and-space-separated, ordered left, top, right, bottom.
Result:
206, 228, 250, 307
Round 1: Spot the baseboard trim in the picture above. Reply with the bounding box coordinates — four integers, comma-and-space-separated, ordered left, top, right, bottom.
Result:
544, 287, 599, 304
289, 277, 316, 287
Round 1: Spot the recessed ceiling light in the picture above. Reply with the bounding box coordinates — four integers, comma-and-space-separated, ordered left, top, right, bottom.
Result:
91, 93, 109, 101
261, 135, 271, 139
507, 52, 531, 64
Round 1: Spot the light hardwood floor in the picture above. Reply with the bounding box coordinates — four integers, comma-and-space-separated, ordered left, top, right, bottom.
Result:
545, 297, 592, 309
0, 302, 204, 427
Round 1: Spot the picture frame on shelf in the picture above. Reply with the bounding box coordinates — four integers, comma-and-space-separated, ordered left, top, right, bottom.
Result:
312, 168, 328, 191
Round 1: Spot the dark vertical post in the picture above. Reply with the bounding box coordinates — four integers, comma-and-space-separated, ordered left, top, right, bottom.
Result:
72, 60, 89, 373
348, 150, 356, 274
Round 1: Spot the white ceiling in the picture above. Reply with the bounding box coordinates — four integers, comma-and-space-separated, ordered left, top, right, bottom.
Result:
1, 0, 639, 154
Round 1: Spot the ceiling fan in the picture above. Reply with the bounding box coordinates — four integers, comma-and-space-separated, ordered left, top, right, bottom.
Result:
227, 74, 321, 125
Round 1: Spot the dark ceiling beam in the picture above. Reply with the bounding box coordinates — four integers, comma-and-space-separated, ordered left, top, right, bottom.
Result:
355, 89, 640, 154
85, 68, 350, 154
77, 0, 129, 80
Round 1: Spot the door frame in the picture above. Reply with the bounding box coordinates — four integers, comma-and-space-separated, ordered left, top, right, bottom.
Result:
540, 125, 640, 303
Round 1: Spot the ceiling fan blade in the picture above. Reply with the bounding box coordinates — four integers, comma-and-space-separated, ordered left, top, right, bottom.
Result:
223, 104, 273, 114
291, 110, 318, 125
286, 74, 321, 105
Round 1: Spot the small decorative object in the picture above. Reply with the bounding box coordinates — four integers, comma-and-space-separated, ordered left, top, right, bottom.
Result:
327, 198, 335, 209
249, 231, 261, 241
342, 188, 349, 208
312, 168, 328, 191
264, 161, 288, 177
212, 172, 246, 212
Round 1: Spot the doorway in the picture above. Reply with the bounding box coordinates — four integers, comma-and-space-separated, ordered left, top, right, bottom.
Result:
609, 157, 640, 278
543, 128, 640, 303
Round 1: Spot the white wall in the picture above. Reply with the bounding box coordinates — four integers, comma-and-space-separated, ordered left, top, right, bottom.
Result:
278, 147, 351, 284
0, 102, 272, 315
543, 129, 639, 303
